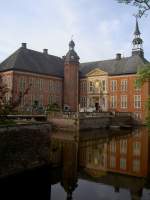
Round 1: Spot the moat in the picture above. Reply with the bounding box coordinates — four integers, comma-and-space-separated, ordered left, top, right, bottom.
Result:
0, 127, 150, 200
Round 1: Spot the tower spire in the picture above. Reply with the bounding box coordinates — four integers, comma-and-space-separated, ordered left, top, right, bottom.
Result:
134, 17, 141, 35
132, 17, 144, 57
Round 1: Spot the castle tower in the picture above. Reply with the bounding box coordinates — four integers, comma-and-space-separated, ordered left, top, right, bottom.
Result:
64, 40, 80, 112
132, 18, 144, 57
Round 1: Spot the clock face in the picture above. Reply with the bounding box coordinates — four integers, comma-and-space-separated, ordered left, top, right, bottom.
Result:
71, 56, 74, 59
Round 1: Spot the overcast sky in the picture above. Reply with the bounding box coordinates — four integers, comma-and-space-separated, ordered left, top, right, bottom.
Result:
0, 0, 149, 63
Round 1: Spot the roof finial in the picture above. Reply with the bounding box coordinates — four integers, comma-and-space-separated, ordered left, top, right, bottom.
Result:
69, 36, 75, 50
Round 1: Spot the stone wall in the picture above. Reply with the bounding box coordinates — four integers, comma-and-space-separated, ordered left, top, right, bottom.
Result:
48, 114, 133, 131
50, 118, 79, 131
0, 123, 52, 178
79, 116, 110, 130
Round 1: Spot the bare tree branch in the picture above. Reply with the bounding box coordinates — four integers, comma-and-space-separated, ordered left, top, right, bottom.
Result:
117, 0, 150, 17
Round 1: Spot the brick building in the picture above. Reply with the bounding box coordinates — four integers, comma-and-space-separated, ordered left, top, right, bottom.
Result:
0, 20, 149, 122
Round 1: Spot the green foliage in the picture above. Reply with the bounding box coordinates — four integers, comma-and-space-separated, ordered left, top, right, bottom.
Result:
47, 103, 60, 112
145, 97, 150, 128
136, 64, 150, 127
136, 64, 150, 86
117, 0, 150, 17
0, 119, 16, 126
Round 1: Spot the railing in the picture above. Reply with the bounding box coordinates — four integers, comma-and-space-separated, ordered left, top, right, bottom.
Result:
79, 112, 111, 118
48, 111, 78, 119
0, 115, 47, 121
48, 111, 132, 119
48, 111, 112, 119
114, 112, 132, 117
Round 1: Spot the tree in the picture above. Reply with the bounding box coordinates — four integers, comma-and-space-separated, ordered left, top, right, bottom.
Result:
117, 0, 150, 17
0, 73, 31, 118
0, 74, 9, 115
136, 64, 150, 127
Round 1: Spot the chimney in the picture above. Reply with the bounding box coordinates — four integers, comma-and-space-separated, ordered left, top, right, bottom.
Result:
22, 43, 27, 49
116, 53, 121, 60
43, 49, 48, 54
62, 55, 66, 60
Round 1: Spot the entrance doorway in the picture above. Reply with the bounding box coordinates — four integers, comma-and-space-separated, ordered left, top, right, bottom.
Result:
95, 102, 99, 111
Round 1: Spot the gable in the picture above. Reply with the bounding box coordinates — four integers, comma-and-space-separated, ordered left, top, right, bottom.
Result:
86, 68, 108, 77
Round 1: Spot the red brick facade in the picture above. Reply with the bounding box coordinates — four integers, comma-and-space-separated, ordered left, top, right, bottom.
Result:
1, 62, 149, 122
79, 73, 149, 122
1, 70, 63, 112
64, 63, 79, 112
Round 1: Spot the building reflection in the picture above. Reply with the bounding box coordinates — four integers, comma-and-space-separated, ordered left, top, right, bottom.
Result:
79, 128, 150, 200
79, 128, 150, 178
51, 132, 78, 200
50, 128, 150, 199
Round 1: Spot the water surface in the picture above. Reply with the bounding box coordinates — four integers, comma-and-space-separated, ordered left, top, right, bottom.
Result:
1, 127, 150, 200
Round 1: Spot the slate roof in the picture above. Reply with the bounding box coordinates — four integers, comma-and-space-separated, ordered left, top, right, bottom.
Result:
0, 46, 149, 78
0, 47, 64, 77
80, 55, 149, 77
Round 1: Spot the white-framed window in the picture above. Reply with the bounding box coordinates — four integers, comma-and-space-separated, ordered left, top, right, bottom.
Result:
81, 81, 87, 93
133, 141, 141, 156
5, 93, 11, 102
48, 95, 53, 105
110, 141, 116, 153
39, 79, 43, 90
100, 96, 106, 108
80, 96, 87, 108
101, 80, 106, 91
120, 158, 126, 170
110, 156, 116, 168
83, 81, 87, 92
133, 159, 140, 172
134, 95, 141, 108
3, 76, 12, 89
110, 95, 117, 108
120, 139, 127, 154
121, 95, 128, 109
29, 78, 33, 89
89, 81, 94, 92
111, 80, 117, 92
121, 80, 128, 91
49, 80, 53, 92
19, 78, 26, 92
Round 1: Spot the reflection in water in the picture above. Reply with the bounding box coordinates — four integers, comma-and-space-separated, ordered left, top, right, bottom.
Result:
79, 128, 149, 177
0, 128, 150, 200
51, 128, 150, 200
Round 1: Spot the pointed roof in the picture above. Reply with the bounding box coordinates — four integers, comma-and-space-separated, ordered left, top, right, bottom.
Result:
134, 19, 141, 35
0, 46, 64, 77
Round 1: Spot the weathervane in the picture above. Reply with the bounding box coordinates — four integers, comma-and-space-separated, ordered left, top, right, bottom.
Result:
71, 35, 74, 40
